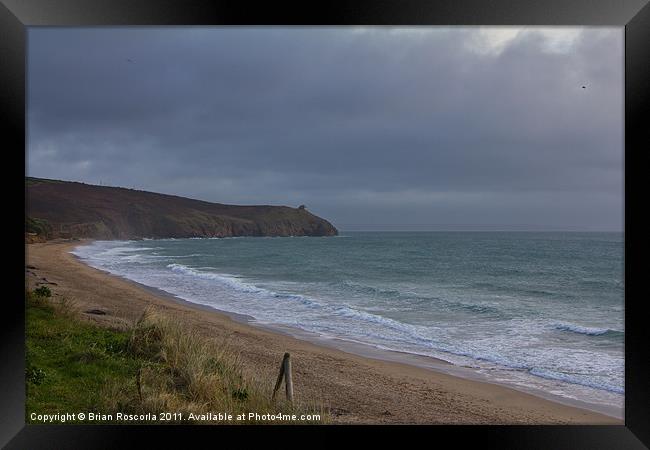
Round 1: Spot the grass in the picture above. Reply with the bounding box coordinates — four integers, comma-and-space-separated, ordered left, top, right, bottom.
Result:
26, 292, 140, 418
26, 289, 326, 424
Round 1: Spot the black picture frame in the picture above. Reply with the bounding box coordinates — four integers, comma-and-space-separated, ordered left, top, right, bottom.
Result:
4, 0, 649, 448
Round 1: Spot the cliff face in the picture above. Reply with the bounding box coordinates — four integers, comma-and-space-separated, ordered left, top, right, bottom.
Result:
26, 178, 338, 240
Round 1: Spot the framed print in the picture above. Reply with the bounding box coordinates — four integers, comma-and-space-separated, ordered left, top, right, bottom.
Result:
3, 0, 649, 448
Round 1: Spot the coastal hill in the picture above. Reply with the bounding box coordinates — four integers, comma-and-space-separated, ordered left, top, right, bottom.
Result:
26, 177, 338, 240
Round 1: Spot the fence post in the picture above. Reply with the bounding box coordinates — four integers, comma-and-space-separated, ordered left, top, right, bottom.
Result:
272, 352, 293, 403
284, 353, 294, 403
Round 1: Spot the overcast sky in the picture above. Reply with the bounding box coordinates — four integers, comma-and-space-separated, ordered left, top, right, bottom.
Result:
27, 27, 623, 231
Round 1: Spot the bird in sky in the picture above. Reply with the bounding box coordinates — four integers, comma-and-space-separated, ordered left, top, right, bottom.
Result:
581, 85, 586, 89
126, 58, 134, 63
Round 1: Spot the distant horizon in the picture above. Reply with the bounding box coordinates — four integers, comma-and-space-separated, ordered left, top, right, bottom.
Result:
26, 175, 623, 233
336, 227, 623, 233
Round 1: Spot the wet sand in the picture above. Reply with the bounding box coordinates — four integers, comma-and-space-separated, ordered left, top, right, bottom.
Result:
25, 240, 621, 424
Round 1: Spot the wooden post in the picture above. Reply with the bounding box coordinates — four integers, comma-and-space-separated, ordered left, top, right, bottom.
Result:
284, 353, 294, 403
272, 352, 293, 403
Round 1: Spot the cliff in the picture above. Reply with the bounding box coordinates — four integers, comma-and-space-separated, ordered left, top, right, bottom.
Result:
26, 177, 338, 240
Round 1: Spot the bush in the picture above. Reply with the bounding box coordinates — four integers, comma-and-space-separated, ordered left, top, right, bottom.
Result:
26, 366, 46, 385
26, 217, 52, 237
34, 286, 52, 298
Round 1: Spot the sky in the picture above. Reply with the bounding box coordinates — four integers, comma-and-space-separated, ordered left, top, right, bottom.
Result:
27, 27, 623, 231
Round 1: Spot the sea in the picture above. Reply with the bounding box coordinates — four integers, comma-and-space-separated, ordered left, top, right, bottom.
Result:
71, 231, 624, 416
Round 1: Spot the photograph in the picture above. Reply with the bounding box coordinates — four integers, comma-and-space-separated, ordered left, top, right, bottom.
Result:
24, 26, 625, 426
3, 0, 648, 447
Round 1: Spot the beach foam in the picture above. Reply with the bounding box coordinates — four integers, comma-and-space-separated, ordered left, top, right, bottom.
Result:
553, 323, 624, 337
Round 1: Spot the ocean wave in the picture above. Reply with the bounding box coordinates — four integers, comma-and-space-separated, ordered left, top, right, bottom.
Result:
106, 246, 161, 253
166, 263, 324, 309
336, 281, 504, 317
149, 253, 208, 258
407, 344, 623, 394
271, 292, 323, 308
305, 317, 623, 395
529, 368, 624, 394
164, 265, 436, 346
451, 302, 502, 315
336, 281, 402, 297
332, 306, 436, 344
553, 323, 623, 337
79, 246, 163, 259
167, 263, 264, 294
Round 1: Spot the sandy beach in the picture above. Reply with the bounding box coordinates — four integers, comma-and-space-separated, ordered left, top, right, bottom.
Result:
25, 240, 621, 425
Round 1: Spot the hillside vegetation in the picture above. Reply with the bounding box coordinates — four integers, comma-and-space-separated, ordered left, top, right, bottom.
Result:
26, 177, 338, 240
26, 287, 325, 424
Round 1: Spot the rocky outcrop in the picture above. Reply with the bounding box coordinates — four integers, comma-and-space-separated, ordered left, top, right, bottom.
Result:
26, 177, 338, 240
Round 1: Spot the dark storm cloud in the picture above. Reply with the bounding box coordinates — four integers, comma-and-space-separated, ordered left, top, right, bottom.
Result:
27, 27, 623, 230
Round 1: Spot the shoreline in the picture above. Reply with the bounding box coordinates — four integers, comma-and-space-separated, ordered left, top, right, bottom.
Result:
26, 239, 622, 424
117, 269, 623, 419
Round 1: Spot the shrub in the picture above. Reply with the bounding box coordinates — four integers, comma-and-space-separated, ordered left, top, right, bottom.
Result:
26, 366, 46, 385
34, 286, 52, 298
25, 217, 52, 237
